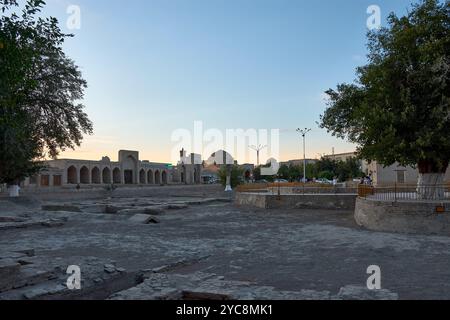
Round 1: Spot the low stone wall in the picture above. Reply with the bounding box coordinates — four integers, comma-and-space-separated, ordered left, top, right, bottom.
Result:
234, 193, 268, 208
239, 186, 357, 195
235, 193, 357, 210
279, 187, 357, 195
355, 197, 450, 236
0, 185, 225, 202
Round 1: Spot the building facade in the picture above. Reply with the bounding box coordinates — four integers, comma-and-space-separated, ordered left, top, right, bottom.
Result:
324, 151, 450, 186
280, 159, 318, 167
366, 161, 450, 186
21, 150, 202, 189
170, 149, 203, 185
324, 152, 358, 163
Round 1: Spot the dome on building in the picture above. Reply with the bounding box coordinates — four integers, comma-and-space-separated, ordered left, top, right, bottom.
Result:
206, 150, 234, 166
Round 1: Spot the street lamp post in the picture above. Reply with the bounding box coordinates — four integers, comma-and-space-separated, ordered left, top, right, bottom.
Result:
296, 128, 311, 183
249, 144, 267, 166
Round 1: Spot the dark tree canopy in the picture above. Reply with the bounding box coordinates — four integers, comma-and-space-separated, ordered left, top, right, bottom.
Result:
0, 109, 43, 183
0, 0, 92, 184
320, 0, 449, 174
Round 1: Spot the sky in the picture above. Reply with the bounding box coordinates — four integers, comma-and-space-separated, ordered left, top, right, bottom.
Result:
39, 0, 414, 164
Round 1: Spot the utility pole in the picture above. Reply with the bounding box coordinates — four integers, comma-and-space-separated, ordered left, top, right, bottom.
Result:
249, 144, 267, 166
296, 128, 311, 183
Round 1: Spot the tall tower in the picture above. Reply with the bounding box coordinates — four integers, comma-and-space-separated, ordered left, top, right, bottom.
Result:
180, 148, 187, 160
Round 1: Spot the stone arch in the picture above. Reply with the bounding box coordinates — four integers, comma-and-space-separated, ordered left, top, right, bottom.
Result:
181, 166, 186, 184
155, 170, 161, 185
67, 166, 77, 184
244, 170, 251, 181
113, 168, 121, 184
102, 167, 111, 184
194, 168, 200, 184
91, 167, 101, 184
80, 166, 90, 184
162, 171, 168, 185
147, 170, 154, 184
123, 155, 137, 184
139, 169, 146, 184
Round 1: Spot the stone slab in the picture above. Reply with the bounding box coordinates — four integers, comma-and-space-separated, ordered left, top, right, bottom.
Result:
128, 214, 159, 224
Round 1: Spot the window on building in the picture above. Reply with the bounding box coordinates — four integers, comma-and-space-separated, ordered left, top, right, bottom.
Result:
396, 171, 405, 184
40, 175, 50, 187
29, 175, 38, 185
53, 175, 62, 186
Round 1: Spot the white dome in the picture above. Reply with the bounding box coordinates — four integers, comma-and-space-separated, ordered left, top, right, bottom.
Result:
206, 150, 234, 165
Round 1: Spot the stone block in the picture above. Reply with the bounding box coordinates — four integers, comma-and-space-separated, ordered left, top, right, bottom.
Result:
13, 249, 35, 257
337, 285, 398, 300
41, 204, 81, 212
0, 259, 21, 292
143, 206, 166, 215
104, 205, 120, 214
129, 214, 159, 224
104, 264, 116, 274
23, 288, 50, 300
167, 204, 188, 210
0, 216, 25, 223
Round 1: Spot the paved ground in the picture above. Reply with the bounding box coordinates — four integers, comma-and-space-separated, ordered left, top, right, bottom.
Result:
1, 185, 450, 299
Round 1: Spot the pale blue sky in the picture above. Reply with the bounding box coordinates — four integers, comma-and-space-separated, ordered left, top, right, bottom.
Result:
42, 0, 414, 163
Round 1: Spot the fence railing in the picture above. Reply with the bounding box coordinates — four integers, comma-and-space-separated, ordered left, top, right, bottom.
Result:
236, 182, 450, 201
236, 182, 340, 193
358, 183, 450, 201
235, 182, 357, 195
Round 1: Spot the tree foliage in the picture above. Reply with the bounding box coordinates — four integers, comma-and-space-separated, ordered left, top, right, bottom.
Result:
0, 0, 92, 184
261, 157, 364, 182
0, 109, 43, 184
320, 0, 450, 174
218, 165, 244, 188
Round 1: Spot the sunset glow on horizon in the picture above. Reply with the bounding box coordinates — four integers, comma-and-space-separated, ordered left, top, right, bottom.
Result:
44, 0, 412, 164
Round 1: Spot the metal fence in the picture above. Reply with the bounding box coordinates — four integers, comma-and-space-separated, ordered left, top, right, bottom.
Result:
236, 182, 340, 193
235, 182, 356, 195
236, 182, 450, 201
358, 184, 450, 201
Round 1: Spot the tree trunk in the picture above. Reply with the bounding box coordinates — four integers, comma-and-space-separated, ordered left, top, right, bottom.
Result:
8, 184, 20, 197
417, 159, 448, 200
224, 165, 232, 192
417, 173, 445, 200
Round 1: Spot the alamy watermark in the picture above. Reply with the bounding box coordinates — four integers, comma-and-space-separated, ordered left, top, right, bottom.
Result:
171, 121, 280, 175
367, 5, 381, 30
366, 265, 381, 290
66, 265, 81, 290
66, 5, 81, 30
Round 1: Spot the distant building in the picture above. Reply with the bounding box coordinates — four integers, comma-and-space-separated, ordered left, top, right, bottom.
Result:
202, 150, 255, 183
172, 148, 202, 184
21, 149, 202, 189
280, 159, 318, 167
205, 150, 234, 166
323, 152, 358, 162
367, 161, 450, 186
201, 164, 220, 183
323, 151, 450, 185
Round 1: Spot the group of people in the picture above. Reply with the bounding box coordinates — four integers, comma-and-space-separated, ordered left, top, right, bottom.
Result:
359, 175, 373, 185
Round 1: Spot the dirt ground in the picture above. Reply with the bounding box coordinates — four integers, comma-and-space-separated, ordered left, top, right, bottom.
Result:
1, 185, 449, 300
